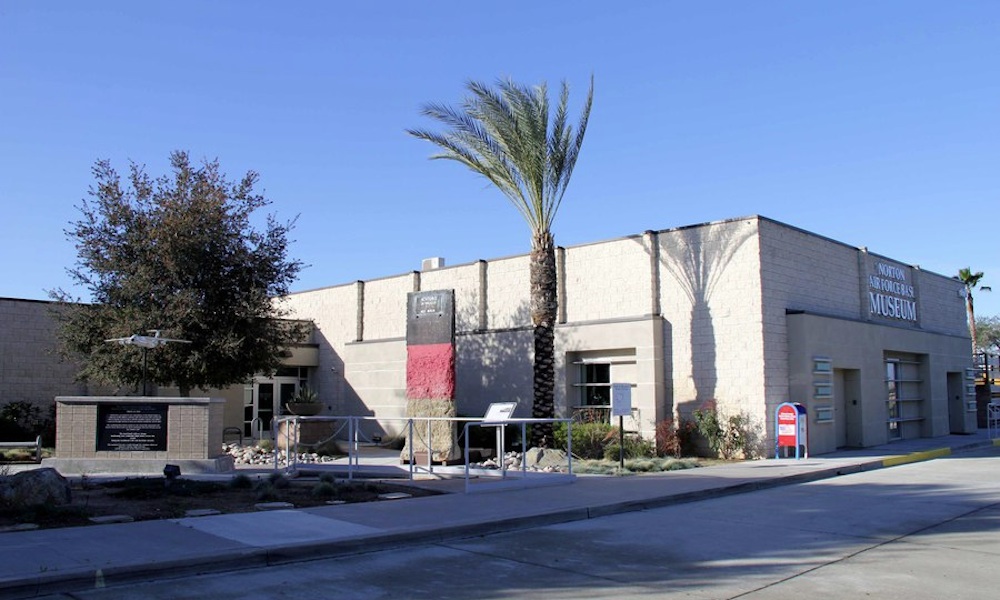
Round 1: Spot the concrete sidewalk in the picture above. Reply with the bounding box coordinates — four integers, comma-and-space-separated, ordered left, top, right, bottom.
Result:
1, 431, 997, 599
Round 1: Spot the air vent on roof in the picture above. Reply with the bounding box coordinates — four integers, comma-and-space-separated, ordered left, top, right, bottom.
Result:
421, 257, 445, 271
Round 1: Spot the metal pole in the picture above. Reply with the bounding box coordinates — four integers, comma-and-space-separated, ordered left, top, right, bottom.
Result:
426, 418, 432, 472
408, 418, 415, 470
464, 422, 471, 494
567, 420, 573, 475
619, 415, 625, 473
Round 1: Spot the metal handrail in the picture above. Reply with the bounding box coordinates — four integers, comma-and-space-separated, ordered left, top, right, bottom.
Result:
463, 418, 575, 493
270, 415, 576, 490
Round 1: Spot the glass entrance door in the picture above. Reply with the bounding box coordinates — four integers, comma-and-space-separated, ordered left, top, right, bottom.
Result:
247, 376, 301, 440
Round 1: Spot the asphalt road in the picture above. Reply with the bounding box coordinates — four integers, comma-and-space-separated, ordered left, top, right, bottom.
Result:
42, 445, 1000, 600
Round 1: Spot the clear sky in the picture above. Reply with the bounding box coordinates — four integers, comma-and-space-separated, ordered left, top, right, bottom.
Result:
2, 1, 998, 318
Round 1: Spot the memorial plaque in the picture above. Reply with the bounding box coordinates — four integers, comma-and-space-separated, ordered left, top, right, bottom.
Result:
407, 289, 455, 346
97, 404, 168, 452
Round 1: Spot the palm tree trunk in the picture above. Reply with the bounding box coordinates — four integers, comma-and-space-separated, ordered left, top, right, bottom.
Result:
967, 296, 978, 354
530, 231, 557, 447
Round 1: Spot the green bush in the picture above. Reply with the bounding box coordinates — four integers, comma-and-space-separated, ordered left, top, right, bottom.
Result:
254, 482, 278, 502
692, 405, 724, 456
311, 482, 337, 499
267, 472, 290, 489
554, 421, 616, 459
229, 474, 253, 489
691, 404, 761, 460
0, 401, 55, 445
603, 435, 655, 461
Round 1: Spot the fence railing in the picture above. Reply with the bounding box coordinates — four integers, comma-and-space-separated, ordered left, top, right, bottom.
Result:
270, 415, 576, 492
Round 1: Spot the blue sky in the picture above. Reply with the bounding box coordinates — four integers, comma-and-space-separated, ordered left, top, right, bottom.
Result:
2, 1, 998, 318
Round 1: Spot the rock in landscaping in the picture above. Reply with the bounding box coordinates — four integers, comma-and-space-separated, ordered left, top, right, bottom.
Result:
89, 515, 134, 525
0, 468, 72, 508
254, 502, 295, 511
377, 492, 411, 500
524, 447, 569, 469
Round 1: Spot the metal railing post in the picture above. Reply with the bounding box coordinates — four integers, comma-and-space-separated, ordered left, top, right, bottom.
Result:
521, 421, 527, 476
567, 419, 574, 475
407, 418, 415, 475
348, 416, 356, 481
464, 422, 471, 494
425, 418, 432, 472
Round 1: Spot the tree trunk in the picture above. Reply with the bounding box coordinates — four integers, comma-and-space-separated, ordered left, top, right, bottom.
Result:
530, 231, 557, 448
967, 296, 978, 355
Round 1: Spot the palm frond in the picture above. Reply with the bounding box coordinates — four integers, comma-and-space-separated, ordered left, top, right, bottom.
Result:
408, 76, 593, 237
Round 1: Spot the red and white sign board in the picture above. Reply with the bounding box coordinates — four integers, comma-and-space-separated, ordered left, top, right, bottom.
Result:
775, 402, 808, 459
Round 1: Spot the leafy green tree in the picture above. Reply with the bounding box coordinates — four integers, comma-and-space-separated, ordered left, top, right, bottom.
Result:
976, 315, 1000, 354
52, 151, 305, 395
408, 77, 593, 447
957, 268, 990, 354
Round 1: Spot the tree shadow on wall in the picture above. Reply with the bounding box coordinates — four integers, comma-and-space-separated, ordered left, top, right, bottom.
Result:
454, 301, 534, 423
644, 221, 755, 418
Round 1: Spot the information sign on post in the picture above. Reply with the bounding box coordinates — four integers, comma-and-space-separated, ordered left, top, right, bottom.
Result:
482, 402, 517, 468
611, 383, 632, 417
483, 402, 517, 424
611, 384, 632, 472
775, 402, 808, 459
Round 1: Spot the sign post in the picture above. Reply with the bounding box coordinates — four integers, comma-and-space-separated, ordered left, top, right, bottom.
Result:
775, 402, 808, 459
611, 383, 632, 472
482, 402, 517, 469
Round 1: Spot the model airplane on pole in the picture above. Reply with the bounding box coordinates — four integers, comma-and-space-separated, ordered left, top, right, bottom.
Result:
105, 330, 191, 395
105, 330, 192, 349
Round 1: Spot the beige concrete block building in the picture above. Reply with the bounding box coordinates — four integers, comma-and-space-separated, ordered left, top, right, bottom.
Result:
279, 215, 974, 455
1, 215, 976, 455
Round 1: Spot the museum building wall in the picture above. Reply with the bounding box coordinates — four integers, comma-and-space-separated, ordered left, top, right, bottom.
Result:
1, 215, 973, 456
0, 298, 91, 410
282, 215, 973, 454
757, 218, 974, 454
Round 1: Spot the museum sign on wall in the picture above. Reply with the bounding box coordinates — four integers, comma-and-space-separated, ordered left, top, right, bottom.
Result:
865, 257, 918, 324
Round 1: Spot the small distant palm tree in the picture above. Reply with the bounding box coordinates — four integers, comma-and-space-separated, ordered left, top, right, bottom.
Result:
408, 77, 593, 447
958, 267, 990, 353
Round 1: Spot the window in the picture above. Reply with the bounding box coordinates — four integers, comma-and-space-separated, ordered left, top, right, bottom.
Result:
886, 361, 900, 440
581, 363, 611, 407
569, 349, 637, 423
885, 355, 923, 441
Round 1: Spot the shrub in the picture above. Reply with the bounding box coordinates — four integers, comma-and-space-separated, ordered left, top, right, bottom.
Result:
603, 435, 655, 461
254, 482, 278, 502
692, 404, 724, 456
0, 401, 54, 444
267, 472, 290, 489
311, 482, 337, 499
554, 420, 616, 460
318, 472, 336, 484
573, 456, 701, 475
691, 403, 762, 460
654, 418, 697, 458
256, 439, 274, 453
229, 474, 253, 489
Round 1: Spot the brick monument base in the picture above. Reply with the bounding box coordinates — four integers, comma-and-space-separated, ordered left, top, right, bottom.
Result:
42, 396, 234, 475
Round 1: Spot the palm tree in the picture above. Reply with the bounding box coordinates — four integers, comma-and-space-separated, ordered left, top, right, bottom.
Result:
408, 77, 593, 447
958, 267, 990, 354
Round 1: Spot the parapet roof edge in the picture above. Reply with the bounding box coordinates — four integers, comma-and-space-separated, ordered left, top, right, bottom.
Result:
286, 214, 957, 297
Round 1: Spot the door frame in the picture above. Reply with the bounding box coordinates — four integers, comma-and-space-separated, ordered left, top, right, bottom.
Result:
247, 375, 302, 440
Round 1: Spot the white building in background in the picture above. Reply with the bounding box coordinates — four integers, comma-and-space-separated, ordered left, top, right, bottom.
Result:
0, 215, 977, 455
